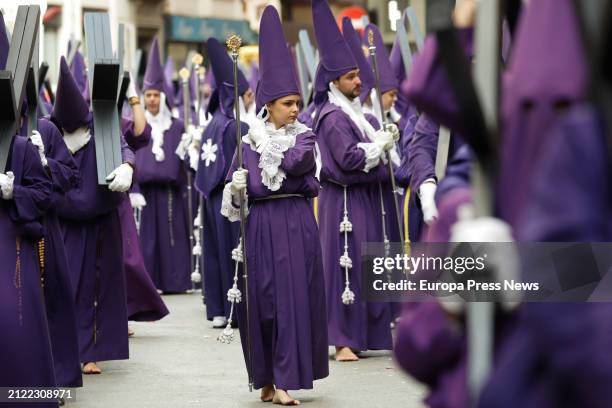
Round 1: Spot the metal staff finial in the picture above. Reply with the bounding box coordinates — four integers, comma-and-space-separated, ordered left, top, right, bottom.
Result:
226, 34, 242, 54
192, 52, 204, 67
367, 28, 374, 47
179, 67, 190, 82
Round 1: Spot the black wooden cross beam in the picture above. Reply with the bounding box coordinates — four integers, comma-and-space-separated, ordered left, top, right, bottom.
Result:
84, 12, 122, 185
0, 6, 40, 172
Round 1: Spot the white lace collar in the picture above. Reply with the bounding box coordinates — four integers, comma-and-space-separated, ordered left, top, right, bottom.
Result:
243, 118, 310, 191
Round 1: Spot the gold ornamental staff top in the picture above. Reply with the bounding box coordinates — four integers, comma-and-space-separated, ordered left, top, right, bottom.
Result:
179, 67, 190, 81
192, 52, 204, 67
226, 34, 242, 53
367, 28, 374, 47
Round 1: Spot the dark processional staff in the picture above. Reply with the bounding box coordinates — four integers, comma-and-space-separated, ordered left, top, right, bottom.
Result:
215, 33, 254, 392
190, 53, 206, 289
178, 66, 198, 286
366, 27, 406, 267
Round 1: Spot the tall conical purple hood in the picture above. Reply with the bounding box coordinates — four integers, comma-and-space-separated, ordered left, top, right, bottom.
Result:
70, 51, 91, 104
143, 37, 166, 93
342, 16, 374, 103
256, 6, 300, 110
206, 37, 249, 116
364, 24, 399, 94
206, 37, 249, 94
312, 0, 357, 104
0, 12, 9, 70
51, 56, 92, 133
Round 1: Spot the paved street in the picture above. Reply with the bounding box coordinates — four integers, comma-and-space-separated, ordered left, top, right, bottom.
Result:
69, 292, 426, 408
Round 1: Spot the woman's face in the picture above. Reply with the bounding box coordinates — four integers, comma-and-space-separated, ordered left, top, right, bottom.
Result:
267, 95, 301, 128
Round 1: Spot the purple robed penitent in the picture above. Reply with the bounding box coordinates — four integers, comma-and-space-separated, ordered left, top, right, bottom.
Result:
0, 135, 57, 407
37, 117, 83, 388
121, 118, 169, 320
134, 120, 191, 293
135, 37, 191, 293
193, 37, 248, 320
312, 0, 392, 351
52, 57, 129, 364
224, 5, 328, 391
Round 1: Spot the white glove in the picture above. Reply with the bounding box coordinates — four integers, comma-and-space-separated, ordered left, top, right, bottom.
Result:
63, 126, 91, 154
30, 130, 48, 167
419, 181, 438, 225
175, 131, 192, 160
126, 73, 138, 99
230, 168, 248, 193
0, 171, 15, 200
129, 192, 147, 210
106, 163, 134, 192
450, 204, 521, 310
373, 129, 394, 151
385, 123, 400, 143
188, 144, 200, 171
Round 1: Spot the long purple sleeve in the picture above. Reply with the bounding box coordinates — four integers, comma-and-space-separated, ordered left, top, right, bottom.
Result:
319, 110, 367, 172
281, 130, 316, 176
38, 118, 79, 205
10, 139, 52, 222
409, 113, 439, 191
121, 118, 152, 152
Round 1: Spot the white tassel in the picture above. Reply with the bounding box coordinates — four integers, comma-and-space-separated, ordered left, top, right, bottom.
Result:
339, 252, 353, 269
339, 216, 353, 233
192, 244, 202, 256
219, 237, 244, 345
231, 238, 244, 263
342, 284, 356, 305
191, 271, 201, 283
217, 322, 235, 344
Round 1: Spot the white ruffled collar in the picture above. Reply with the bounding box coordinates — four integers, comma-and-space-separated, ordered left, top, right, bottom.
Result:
242, 118, 310, 191
328, 82, 378, 142
145, 92, 173, 162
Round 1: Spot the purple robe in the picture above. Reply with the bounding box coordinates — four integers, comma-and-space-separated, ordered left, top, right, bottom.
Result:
37, 117, 83, 387
479, 106, 612, 408
0, 136, 57, 407
315, 102, 393, 351
120, 119, 169, 320
135, 119, 191, 293
194, 98, 244, 320
226, 126, 329, 390
55, 122, 130, 363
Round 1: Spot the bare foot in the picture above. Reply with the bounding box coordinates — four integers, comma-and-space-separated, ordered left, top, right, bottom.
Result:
128, 327, 135, 337
82, 362, 102, 374
335, 346, 359, 362
273, 389, 300, 405
260, 384, 275, 402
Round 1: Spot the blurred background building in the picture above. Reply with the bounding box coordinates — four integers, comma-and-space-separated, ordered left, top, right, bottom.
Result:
0, 0, 425, 89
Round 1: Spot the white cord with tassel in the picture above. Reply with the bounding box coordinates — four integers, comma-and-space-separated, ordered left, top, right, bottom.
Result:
340, 186, 355, 305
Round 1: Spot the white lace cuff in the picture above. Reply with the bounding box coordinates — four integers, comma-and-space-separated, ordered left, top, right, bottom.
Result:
220, 183, 249, 222
357, 142, 382, 173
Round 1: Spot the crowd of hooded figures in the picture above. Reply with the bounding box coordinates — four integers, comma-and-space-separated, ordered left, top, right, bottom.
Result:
2, 0, 612, 407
